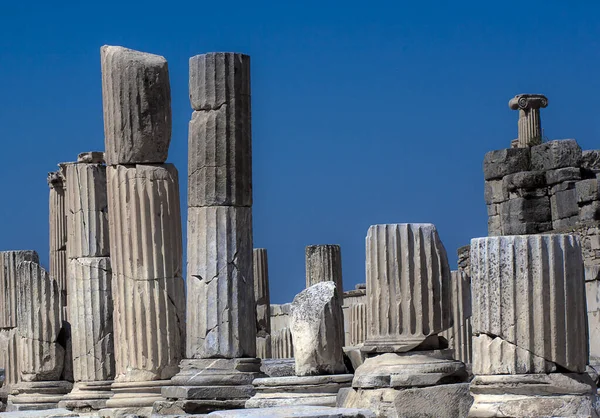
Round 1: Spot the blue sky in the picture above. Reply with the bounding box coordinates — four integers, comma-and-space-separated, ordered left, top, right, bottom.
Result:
1, 1, 599, 303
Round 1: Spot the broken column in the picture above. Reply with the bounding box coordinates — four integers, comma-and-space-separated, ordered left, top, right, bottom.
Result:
254, 249, 272, 359
440, 270, 472, 365
509, 94, 548, 148
247, 282, 352, 408
58, 153, 115, 412
305, 245, 343, 293
339, 224, 471, 418
99, 45, 185, 415
48, 171, 68, 305
469, 235, 596, 416
154, 52, 259, 416
8, 261, 71, 411
0, 251, 39, 404
269, 304, 294, 359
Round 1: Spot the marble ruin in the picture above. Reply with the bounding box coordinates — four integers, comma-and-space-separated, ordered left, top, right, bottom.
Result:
0, 49, 598, 418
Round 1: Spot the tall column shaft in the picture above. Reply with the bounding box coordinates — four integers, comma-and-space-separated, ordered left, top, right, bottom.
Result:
518, 108, 542, 147
187, 52, 255, 360
254, 249, 271, 359
363, 224, 451, 352
48, 172, 68, 300
17, 261, 64, 381
305, 244, 343, 292
470, 235, 587, 374
106, 164, 185, 381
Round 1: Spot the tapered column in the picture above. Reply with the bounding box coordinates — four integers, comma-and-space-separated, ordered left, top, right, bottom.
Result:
469, 235, 595, 416
48, 171, 68, 301
508, 94, 548, 148
363, 223, 451, 353
254, 249, 271, 359
101, 45, 185, 414
305, 244, 343, 293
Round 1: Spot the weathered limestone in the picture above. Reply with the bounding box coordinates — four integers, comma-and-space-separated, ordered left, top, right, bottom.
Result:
342, 284, 367, 348
0, 328, 19, 389
106, 164, 185, 384
291, 282, 346, 376
469, 234, 595, 416
508, 94, 548, 148
440, 270, 472, 365
8, 261, 71, 411
362, 224, 451, 353
254, 249, 271, 359
48, 170, 68, 301
155, 52, 257, 416
0, 251, 39, 329
305, 245, 343, 293
207, 405, 375, 418
100, 46, 172, 165
271, 328, 294, 359
339, 224, 469, 418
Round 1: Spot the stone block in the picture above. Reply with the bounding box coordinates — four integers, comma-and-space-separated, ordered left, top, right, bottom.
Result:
500, 197, 551, 234
546, 167, 581, 185
503, 170, 546, 191
207, 405, 375, 417
487, 215, 501, 236
470, 235, 588, 374
100, 45, 171, 165
486, 203, 499, 216
580, 200, 600, 221
260, 359, 295, 377
581, 150, 600, 171
291, 282, 346, 376
483, 148, 530, 181
550, 180, 577, 195
530, 139, 582, 171
483, 180, 506, 204
551, 187, 578, 220
576, 177, 600, 204
553, 215, 579, 231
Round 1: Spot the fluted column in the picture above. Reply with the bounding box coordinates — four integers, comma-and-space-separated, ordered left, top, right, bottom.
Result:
0, 251, 39, 329
254, 249, 271, 359
363, 223, 451, 353
305, 244, 343, 293
48, 171, 68, 302
469, 235, 595, 416
101, 45, 185, 413
440, 270, 472, 364
508, 94, 548, 148
350, 302, 367, 346
186, 52, 255, 359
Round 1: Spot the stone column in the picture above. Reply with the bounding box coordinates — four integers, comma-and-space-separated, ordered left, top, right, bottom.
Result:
339, 224, 469, 418
100, 45, 185, 415
156, 52, 259, 416
254, 249, 271, 359
440, 270, 472, 364
7, 261, 71, 411
48, 171, 68, 306
305, 244, 343, 293
469, 235, 595, 416
58, 153, 115, 412
0, 251, 39, 397
508, 94, 548, 148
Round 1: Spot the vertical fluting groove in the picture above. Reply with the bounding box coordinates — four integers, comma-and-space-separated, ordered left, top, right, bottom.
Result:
365, 224, 450, 347
350, 303, 367, 345
49, 174, 68, 295
471, 235, 587, 374
441, 270, 473, 363
106, 164, 184, 382
254, 248, 271, 358
17, 261, 64, 381
0, 251, 39, 328
305, 245, 343, 293
0, 328, 20, 386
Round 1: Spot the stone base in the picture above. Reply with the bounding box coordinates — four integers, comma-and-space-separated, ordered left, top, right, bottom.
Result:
361, 334, 444, 354
58, 380, 113, 412
353, 350, 467, 388
97, 379, 169, 417
152, 358, 263, 415
469, 373, 598, 417
245, 374, 354, 408
206, 405, 375, 417
260, 358, 295, 377
6, 381, 72, 411
337, 383, 473, 418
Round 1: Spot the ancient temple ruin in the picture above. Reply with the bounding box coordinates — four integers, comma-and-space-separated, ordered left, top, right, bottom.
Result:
0, 44, 598, 418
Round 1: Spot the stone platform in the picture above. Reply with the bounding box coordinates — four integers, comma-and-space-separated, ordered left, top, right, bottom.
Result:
206, 405, 375, 417
58, 380, 113, 412
153, 358, 263, 415
99, 380, 170, 417
7, 381, 72, 412
245, 374, 353, 408
469, 373, 599, 417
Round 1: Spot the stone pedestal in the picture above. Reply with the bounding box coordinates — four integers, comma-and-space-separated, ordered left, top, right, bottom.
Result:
246, 374, 353, 408
158, 52, 257, 415
305, 244, 343, 292
469, 235, 595, 416
339, 224, 469, 417
254, 248, 272, 359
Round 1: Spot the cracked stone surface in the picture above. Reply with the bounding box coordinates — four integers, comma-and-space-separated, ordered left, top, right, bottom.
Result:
186, 206, 255, 359
100, 45, 171, 165
290, 282, 346, 376
362, 223, 452, 353
187, 52, 251, 208
106, 163, 185, 382
471, 235, 588, 374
